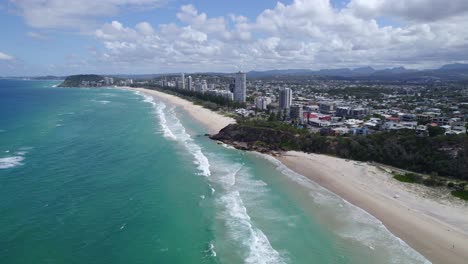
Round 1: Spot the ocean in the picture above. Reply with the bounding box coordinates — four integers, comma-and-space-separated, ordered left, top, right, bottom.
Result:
0, 80, 430, 264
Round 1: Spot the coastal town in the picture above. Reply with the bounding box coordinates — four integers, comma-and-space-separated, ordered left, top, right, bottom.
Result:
86, 71, 468, 138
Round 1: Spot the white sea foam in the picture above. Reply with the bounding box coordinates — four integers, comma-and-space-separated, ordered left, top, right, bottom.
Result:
161, 105, 211, 177
101, 93, 117, 98
258, 153, 430, 264
221, 143, 235, 149
0, 156, 25, 169
205, 243, 217, 257
209, 155, 285, 264
18, 146, 33, 151
218, 190, 284, 264
135, 91, 211, 177
155, 103, 176, 140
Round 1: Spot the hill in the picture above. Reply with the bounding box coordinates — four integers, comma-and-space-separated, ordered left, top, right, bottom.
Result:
58, 74, 104, 87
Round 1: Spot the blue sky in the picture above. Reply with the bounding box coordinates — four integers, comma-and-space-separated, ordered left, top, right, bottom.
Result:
0, 0, 467, 76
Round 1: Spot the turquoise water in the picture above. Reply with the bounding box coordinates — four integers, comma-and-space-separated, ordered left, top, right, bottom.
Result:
0, 80, 429, 263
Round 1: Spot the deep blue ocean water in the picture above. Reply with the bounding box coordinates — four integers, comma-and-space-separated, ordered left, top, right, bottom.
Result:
0, 80, 429, 263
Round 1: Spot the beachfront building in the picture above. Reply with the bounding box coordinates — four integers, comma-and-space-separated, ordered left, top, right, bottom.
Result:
207, 90, 234, 101
104, 77, 114, 85
201, 80, 208, 92
234, 71, 246, 103
255, 96, 271, 110
187, 76, 193, 91
180, 73, 185, 89
279, 88, 292, 109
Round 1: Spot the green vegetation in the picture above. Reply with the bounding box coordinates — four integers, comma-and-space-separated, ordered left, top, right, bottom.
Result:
451, 190, 468, 200
214, 120, 468, 180
240, 120, 308, 135
393, 173, 420, 183
59, 74, 104, 87
428, 126, 445, 137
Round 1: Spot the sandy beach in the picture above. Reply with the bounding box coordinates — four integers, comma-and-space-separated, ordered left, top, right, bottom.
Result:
129, 87, 235, 134
127, 86, 468, 264
278, 151, 468, 264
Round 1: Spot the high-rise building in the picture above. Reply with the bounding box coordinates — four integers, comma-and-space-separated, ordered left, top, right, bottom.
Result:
201, 80, 208, 92
180, 73, 185, 89
279, 88, 292, 109
104, 77, 114, 85
187, 76, 193, 91
255, 96, 271, 110
228, 82, 235, 93
206, 90, 234, 101
234, 71, 246, 103
290, 104, 304, 122
195, 80, 207, 93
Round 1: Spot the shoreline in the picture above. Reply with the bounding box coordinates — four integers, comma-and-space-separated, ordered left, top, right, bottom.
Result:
126, 86, 468, 264
278, 151, 468, 264
124, 87, 235, 134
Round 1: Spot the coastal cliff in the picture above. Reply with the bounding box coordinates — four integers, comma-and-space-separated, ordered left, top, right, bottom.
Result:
210, 122, 303, 153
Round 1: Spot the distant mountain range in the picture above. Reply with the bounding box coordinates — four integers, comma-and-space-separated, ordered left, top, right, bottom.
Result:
2, 63, 468, 81
247, 63, 468, 81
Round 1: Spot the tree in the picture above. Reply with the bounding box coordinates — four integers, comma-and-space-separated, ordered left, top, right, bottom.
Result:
268, 112, 276, 122
427, 126, 445, 137
276, 111, 282, 121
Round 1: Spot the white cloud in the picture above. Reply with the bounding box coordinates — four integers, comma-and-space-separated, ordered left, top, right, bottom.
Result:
0, 52, 15, 61
35, 0, 463, 74
136, 22, 154, 35
26, 31, 48, 40
348, 0, 468, 22
10, 0, 167, 29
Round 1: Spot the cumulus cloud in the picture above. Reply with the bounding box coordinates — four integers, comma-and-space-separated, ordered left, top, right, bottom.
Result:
87, 0, 468, 72
0, 52, 15, 61
10, 0, 167, 29
348, 0, 468, 22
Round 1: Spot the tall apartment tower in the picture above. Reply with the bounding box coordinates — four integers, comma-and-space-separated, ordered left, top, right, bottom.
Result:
279, 88, 292, 109
234, 71, 246, 103
180, 73, 185, 89
187, 75, 192, 91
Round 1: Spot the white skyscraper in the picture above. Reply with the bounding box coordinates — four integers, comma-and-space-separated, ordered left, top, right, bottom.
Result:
180, 73, 185, 89
255, 96, 271, 110
279, 88, 292, 109
234, 71, 246, 103
201, 80, 208, 92
187, 76, 192, 91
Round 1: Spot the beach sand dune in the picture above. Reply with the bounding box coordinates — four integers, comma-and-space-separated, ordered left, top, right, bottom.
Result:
278, 151, 468, 264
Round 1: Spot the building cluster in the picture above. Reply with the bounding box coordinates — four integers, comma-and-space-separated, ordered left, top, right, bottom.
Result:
123, 71, 467, 137
249, 78, 467, 136
155, 72, 247, 104
80, 76, 118, 87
